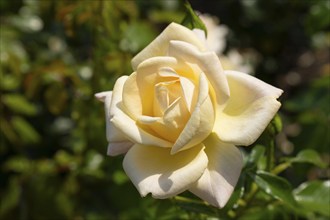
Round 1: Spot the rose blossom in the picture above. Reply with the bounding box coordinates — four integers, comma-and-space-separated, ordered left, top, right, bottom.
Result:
95, 22, 283, 208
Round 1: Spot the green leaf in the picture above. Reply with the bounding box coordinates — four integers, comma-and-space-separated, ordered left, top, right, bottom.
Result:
112, 170, 129, 185
288, 149, 327, 168
251, 171, 297, 208
55, 150, 73, 167
11, 116, 40, 144
0, 178, 20, 216
0, 74, 20, 90
294, 180, 330, 217
237, 204, 293, 220
174, 196, 216, 216
181, 1, 207, 36
4, 156, 32, 173
2, 94, 37, 115
305, 1, 330, 34
0, 118, 19, 145
149, 10, 184, 24
245, 145, 265, 170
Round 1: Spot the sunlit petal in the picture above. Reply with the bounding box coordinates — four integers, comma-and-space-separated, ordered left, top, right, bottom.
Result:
214, 70, 283, 146
168, 40, 230, 106
132, 23, 206, 70
122, 72, 142, 119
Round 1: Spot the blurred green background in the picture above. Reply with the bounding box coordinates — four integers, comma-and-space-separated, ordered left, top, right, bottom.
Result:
0, 0, 329, 219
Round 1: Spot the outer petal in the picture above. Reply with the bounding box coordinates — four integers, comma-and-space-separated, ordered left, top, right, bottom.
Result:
123, 143, 208, 199
95, 91, 112, 103
189, 133, 243, 208
214, 70, 283, 146
106, 76, 130, 142
167, 40, 230, 106
131, 23, 206, 70
95, 79, 133, 156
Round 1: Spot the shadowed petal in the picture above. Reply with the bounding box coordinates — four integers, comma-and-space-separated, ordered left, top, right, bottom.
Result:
189, 133, 243, 208
111, 108, 173, 148
123, 143, 208, 199
107, 141, 133, 156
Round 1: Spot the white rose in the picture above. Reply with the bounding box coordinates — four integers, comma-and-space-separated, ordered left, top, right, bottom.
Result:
96, 23, 283, 208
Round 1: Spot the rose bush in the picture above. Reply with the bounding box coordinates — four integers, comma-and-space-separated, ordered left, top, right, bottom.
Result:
95, 23, 283, 208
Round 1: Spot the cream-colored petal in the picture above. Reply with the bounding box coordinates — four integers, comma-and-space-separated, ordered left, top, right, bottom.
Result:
105, 75, 172, 148
137, 56, 179, 76
107, 141, 133, 156
163, 97, 187, 126
192, 29, 207, 45
136, 56, 179, 116
111, 107, 172, 148
189, 133, 243, 208
158, 67, 179, 78
122, 72, 142, 119
95, 82, 134, 155
168, 40, 230, 106
106, 76, 130, 142
226, 70, 283, 102
180, 76, 197, 111
137, 115, 161, 124
153, 83, 170, 116
132, 23, 206, 70
214, 70, 283, 146
171, 73, 214, 154
140, 97, 189, 143
95, 91, 131, 153
123, 143, 208, 199
95, 91, 112, 103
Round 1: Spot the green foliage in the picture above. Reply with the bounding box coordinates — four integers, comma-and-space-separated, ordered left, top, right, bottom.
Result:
2, 94, 37, 115
181, 1, 207, 35
304, 0, 330, 35
285, 149, 327, 168
283, 75, 330, 153
245, 145, 265, 171
0, 0, 328, 219
294, 180, 330, 217
250, 171, 297, 209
